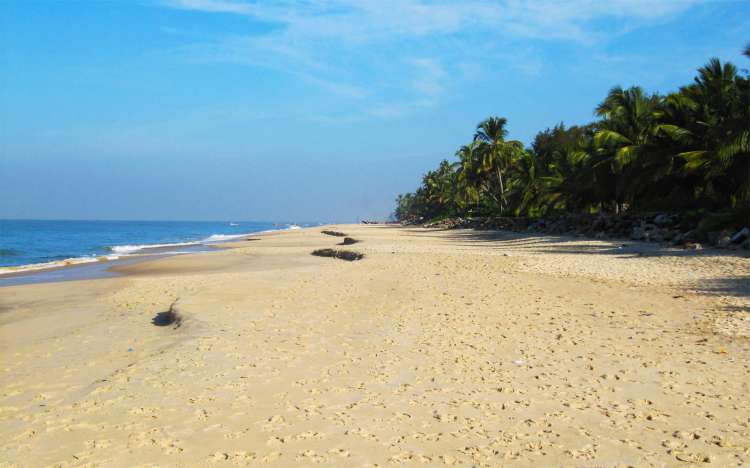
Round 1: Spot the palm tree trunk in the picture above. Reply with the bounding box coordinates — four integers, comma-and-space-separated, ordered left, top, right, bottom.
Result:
497, 167, 506, 212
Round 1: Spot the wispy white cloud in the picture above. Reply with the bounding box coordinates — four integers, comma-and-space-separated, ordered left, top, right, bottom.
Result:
410, 58, 446, 97
368, 98, 435, 119
161, 0, 705, 119
164, 0, 259, 15
164, 0, 700, 42
302, 74, 368, 99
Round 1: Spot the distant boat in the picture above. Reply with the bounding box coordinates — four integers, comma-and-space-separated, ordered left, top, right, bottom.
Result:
229, 222, 239, 226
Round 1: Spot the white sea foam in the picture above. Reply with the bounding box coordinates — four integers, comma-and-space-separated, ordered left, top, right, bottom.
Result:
110, 241, 198, 254
203, 233, 249, 242
0, 255, 118, 276
109, 230, 271, 254
204, 225, 302, 243
152, 250, 201, 255
2, 225, 298, 276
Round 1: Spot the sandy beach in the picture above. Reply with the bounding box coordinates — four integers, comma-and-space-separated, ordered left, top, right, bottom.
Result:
1, 225, 749, 466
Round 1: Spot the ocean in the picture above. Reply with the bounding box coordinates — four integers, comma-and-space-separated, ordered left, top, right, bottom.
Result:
0, 219, 310, 269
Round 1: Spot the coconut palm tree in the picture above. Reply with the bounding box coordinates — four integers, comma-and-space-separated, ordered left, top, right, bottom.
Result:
592, 86, 666, 211
455, 141, 485, 213
421, 160, 458, 217
594, 86, 663, 167
506, 149, 543, 215
675, 59, 750, 210
473, 116, 525, 212
393, 53, 749, 224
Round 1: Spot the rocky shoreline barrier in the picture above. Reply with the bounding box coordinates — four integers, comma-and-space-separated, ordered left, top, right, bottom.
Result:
418, 213, 750, 250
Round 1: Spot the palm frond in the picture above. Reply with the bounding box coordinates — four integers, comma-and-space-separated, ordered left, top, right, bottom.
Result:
655, 124, 693, 143
594, 129, 632, 147
680, 150, 710, 171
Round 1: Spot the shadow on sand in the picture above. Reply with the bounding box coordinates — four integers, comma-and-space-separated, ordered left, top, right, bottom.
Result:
396, 226, 750, 312
693, 276, 750, 311
397, 227, 749, 260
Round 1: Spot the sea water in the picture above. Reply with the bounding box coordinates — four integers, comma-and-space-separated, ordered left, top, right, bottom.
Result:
0, 219, 310, 269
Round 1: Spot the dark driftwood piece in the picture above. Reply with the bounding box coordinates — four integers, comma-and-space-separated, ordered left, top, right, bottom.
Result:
321, 230, 347, 237
152, 300, 183, 328
311, 249, 364, 261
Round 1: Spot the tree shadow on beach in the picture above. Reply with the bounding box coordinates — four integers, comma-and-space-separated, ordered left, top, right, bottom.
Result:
692, 276, 750, 313
358, 224, 405, 229
398, 227, 749, 260
394, 226, 749, 313
694, 276, 750, 299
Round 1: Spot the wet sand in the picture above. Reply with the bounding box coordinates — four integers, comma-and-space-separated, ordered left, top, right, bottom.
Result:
0, 244, 220, 288
1, 225, 748, 466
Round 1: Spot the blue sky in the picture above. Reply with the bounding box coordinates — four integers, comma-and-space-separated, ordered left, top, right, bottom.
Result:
1, 0, 748, 222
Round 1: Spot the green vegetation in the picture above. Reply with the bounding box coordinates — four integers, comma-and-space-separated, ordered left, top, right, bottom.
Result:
394, 54, 749, 227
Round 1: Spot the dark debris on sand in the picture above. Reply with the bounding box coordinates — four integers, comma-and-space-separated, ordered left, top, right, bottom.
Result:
152, 301, 183, 328
321, 230, 347, 237
311, 248, 364, 261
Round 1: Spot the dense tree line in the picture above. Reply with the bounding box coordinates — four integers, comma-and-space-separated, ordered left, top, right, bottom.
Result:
394, 52, 750, 229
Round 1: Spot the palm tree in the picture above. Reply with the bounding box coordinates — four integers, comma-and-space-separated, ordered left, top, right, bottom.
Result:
421, 160, 457, 217
539, 144, 597, 213
473, 116, 525, 212
506, 149, 542, 215
676, 59, 750, 210
593, 86, 665, 211
594, 86, 663, 167
394, 54, 748, 224
455, 141, 485, 213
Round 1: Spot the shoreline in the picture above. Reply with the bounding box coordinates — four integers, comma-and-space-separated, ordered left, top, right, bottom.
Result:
1, 224, 748, 466
0, 226, 300, 286
3, 221, 747, 287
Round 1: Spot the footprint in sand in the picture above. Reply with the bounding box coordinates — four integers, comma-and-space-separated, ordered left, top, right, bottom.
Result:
207, 451, 256, 464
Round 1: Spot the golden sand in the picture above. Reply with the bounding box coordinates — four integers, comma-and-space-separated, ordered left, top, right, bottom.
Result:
1, 225, 749, 466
